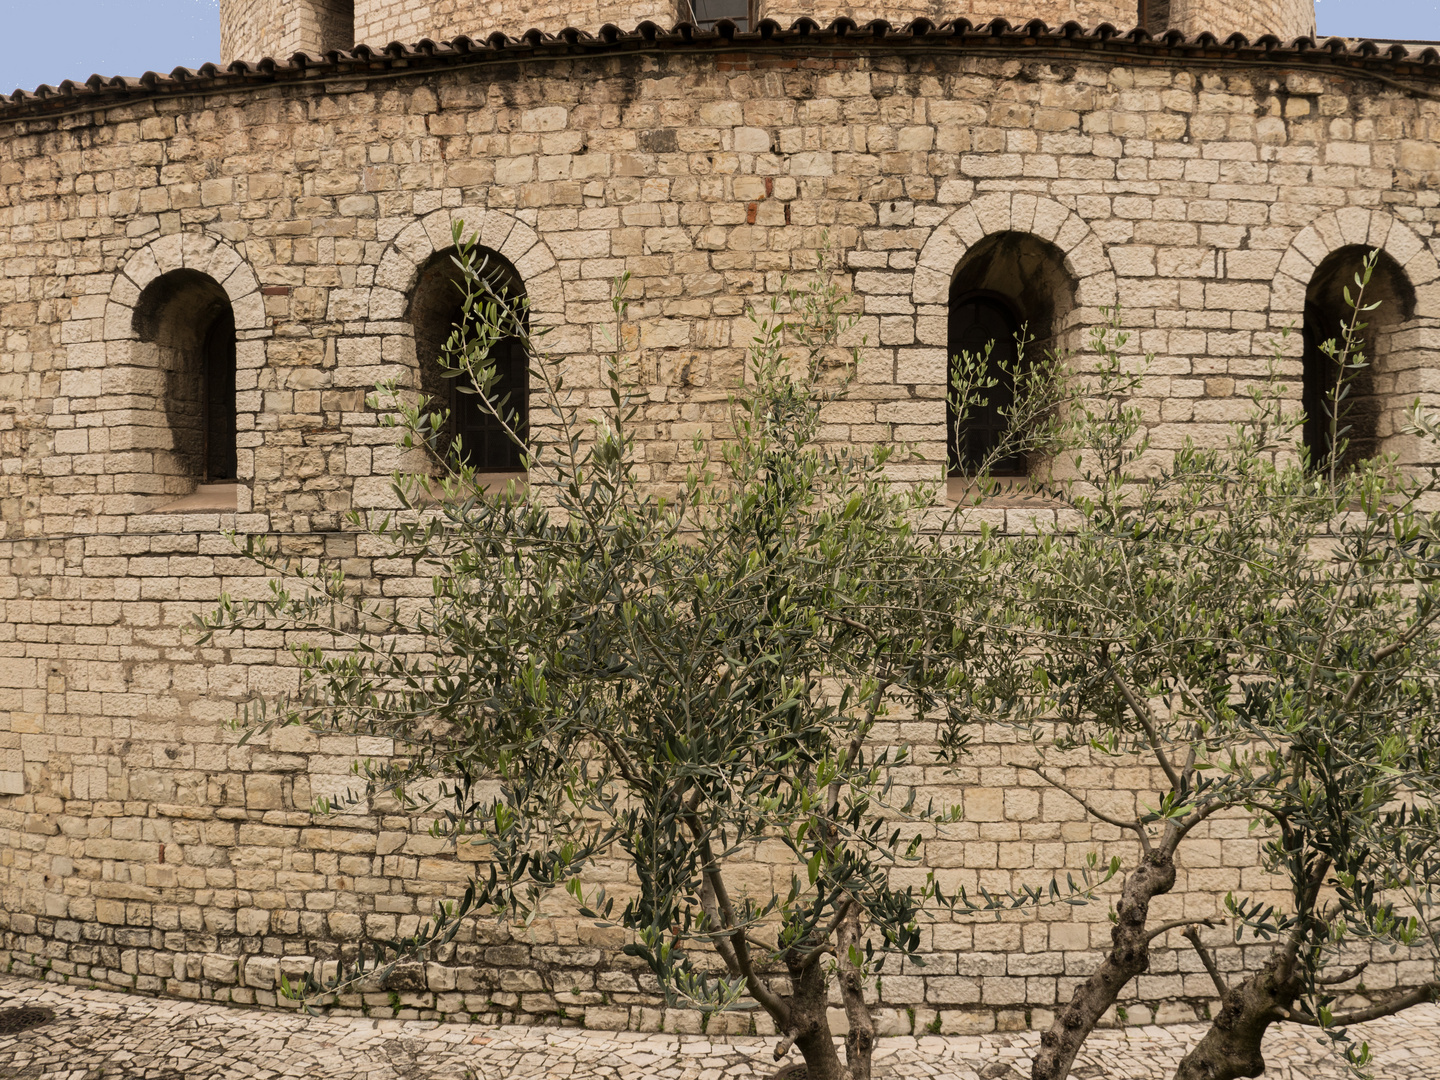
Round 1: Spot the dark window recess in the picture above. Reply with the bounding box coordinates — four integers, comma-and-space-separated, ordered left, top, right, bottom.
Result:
948, 293, 1025, 477
412, 250, 529, 473
685, 0, 754, 31
315, 0, 355, 52
134, 268, 237, 486
1139, 0, 1172, 35
1302, 300, 1377, 471
203, 310, 237, 481
448, 333, 528, 472
1300, 244, 1412, 472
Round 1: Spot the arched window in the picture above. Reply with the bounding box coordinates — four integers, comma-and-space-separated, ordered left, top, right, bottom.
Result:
948, 293, 1024, 475
305, 0, 354, 52
947, 232, 1074, 478
132, 269, 237, 488
1139, 0, 1172, 35
409, 248, 529, 473
682, 0, 755, 31
1302, 246, 1415, 470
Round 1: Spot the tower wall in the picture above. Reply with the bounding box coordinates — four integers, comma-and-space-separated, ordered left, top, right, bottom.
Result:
1170, 0, 1314, 38
222, 0, 357, 64
352, 0, 673, 47
222, 1, 1322, 62
763, 2, 1142, 32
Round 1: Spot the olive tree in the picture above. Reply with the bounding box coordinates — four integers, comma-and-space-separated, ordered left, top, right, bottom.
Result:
203, 225, 1101, 1080
1011, 260, 1440, 1080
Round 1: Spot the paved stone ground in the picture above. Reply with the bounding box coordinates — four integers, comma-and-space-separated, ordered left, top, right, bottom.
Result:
2, 974, 1439, 1079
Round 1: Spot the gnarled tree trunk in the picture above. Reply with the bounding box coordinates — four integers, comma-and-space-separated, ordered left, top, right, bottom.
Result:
1171, 958, 1296, 1080
785, 953, 851, 1080
1032, 850, 1177, 1080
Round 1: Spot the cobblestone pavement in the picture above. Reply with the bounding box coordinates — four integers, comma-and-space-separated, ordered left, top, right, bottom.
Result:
2, 974, 1439, 1079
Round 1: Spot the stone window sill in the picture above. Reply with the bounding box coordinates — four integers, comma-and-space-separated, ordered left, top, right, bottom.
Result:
473, 471, 527, 494
154, 483, 241, 513
946, 476, 1066, 509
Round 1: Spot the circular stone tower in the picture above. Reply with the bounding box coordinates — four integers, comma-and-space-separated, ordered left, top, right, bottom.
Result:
220, 1, 1318, 64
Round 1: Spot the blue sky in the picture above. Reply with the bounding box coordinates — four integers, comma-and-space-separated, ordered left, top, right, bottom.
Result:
1, 0, 1438, 93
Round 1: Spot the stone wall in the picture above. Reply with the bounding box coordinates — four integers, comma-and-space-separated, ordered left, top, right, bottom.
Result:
217, 0, 1329, 63
222, 0, 357, 64
764, 2, 1142, 31
1172, 0, 1315, 39
2, 36, 1440, 1034
354, 0, 674, 47
221, 0, 290, 63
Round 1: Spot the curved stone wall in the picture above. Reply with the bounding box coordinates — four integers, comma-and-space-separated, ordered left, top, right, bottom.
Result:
354, 0, 673, 47
1171, 0, 1315, 38
763, 3, 1141, 32
223, 0, 358, 64
219, 1, 1324, 63
1, 33, 1438, 1033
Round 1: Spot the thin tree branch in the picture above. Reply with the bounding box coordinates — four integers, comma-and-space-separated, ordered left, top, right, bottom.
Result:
1022, 765, 1152, 854
1102, 652, 1182, 793
1147, 917, 1217, 942
1341, 601, 1440, 711
1182, 925, 1229, 998
774, 1027, 802, 1061
1272, 982, 1440, 1027
1315, 961, 1369, 986
685, 814, 790, 1025
799, 897, 854, 974
1173, 796, 1243, 844
696, 874, 743, 978
575, 722, 649, 795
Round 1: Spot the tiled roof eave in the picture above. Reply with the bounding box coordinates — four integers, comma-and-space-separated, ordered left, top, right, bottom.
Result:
4, 17, 1440, 123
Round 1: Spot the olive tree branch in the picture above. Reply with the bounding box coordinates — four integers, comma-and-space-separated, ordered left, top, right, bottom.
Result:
1021, 764, 1152, 855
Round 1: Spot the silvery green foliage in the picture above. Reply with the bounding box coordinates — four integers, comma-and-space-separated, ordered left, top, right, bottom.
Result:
1017, 259, 1440, 1080
202, 223, 1107, 1080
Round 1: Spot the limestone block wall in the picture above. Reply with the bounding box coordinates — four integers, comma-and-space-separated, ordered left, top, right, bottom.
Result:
354, 0, 674, 45
2, 37, 1439, 1033
222, 0, 290, 62
1171, 0, 1315, 39
218, 0, 1323, 60
223, 0, 357, 64
763, 3, 1141, 32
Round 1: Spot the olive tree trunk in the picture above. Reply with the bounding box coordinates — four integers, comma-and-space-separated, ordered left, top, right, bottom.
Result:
1031, 850, 1177, 1080
781, 952, 854, 1080
1171, 963, 1295, 1080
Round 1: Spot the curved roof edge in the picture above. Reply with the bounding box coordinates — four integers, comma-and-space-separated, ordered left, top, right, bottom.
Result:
5, 17, 1440, 122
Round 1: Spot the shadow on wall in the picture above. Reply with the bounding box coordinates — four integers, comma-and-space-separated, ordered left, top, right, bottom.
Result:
1303, 246, 1417, 470
948, 231, 1075, 478
409, 247, 530, 473
132, 269, 238, 487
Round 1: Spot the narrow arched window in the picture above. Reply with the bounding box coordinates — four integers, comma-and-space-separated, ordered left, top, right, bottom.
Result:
946, 232, 1073, 479
410, 249, 529, 473
203, 310, 238, 480
948, 293, 1024, 476
133, 269, 238, 490
682, 0, 755, 31
1139, 0, 1172, 35
1302, 246, 1414, 471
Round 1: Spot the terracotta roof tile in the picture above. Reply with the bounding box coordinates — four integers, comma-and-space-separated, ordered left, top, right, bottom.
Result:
4, 17, 1439, 120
